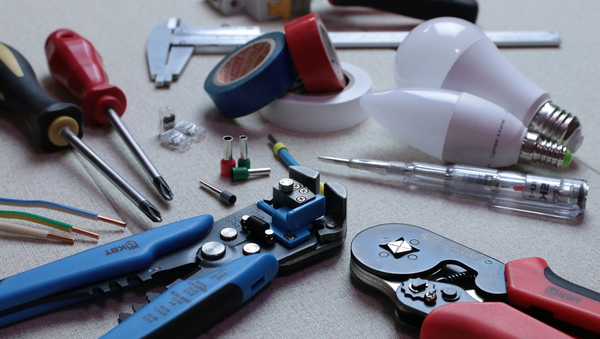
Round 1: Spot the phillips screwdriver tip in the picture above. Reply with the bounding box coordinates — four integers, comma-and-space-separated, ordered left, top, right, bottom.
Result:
153, 176, 173, 201
139, 200, 162, 222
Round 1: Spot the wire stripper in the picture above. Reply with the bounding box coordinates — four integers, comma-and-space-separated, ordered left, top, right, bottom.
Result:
0, 166, 347, 338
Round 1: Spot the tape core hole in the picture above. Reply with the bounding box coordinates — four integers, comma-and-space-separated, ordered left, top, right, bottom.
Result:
214, 39, 275, 86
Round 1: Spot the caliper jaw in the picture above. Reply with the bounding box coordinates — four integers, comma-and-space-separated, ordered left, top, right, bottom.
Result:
147, 18, 261, 87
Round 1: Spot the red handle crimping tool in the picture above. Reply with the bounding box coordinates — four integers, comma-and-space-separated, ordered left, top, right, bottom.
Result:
350, 224, 600, 338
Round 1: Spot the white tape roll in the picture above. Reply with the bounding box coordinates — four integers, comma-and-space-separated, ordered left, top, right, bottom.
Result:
260, 62, 371, 133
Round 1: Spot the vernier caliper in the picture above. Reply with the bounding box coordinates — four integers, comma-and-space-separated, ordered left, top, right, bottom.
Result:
147, 18, 561, 87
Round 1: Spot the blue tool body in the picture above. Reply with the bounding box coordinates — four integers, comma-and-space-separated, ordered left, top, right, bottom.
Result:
0, 215, 214, 326
258, 194, 325, 248
102, 253, 278, 339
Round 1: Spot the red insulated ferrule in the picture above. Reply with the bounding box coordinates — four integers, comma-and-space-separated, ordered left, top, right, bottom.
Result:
45, 29, 126, 126
221, 158, 236, 177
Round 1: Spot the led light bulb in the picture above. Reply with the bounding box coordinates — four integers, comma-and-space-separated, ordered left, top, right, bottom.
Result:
360, 88, 571, 169
394, 17, 583, 152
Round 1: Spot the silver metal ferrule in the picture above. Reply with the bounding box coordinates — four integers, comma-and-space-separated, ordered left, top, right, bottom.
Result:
222, 135, 233, 160
239, 135, 248, 159
528, 102, 582, 151
200, 180, 222, 196
519, 132, 569, 169
248, 168, 271, 177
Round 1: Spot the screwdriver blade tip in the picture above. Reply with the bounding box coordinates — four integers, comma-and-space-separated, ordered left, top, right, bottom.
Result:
318, 156, 350, 165
139, 200, 162, 222
153, 177, 173, 201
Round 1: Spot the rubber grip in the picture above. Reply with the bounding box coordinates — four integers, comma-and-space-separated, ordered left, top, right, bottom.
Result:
101, 253, 278, 339
0, 42, 83, 152
0, 215, 213, 314
506, 257, 600, 335
45, 29, 126, 125
329, 0, 478, 23
421, 302, 572, 339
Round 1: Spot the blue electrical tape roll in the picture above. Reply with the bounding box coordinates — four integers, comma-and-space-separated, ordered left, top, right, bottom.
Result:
204, 32, 296, 118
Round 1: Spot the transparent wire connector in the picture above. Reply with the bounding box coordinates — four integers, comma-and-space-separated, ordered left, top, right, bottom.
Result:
175, 121, 206, 141
159, 106, 176, 134
160, 129, 192, 151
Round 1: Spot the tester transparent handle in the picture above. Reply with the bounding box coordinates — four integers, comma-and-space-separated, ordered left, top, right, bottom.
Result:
387, 162, 587, 219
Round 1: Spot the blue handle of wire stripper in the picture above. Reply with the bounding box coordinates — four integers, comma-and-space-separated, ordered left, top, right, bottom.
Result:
0, 215, 214, 316
101, 253, 279, 339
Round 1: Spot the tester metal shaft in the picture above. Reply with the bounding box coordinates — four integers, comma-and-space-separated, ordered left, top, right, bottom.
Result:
319, 156, 588, 219
0, 42, 161, 223
45, 29, 173, 201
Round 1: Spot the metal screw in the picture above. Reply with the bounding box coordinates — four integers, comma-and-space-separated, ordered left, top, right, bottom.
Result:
293, 183, 301, 189
279, 178, 294, 193
424, 291, 437, 303
220, 228, 238, 241
326, 221, 336, 229
441, 287, 459, 301
264, 229, 275, 244
201, 242, 226, 260
296, 196, 306, 202
284, 233, 296, 240
243, 243, 261, 255
299, 188, 309, 194
240, 215, 250, 232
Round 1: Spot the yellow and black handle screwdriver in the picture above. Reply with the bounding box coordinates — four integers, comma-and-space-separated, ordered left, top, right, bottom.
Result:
0, 42, 161, 222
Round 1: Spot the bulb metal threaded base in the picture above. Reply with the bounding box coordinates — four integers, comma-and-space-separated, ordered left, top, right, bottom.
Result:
519, 132, 570, 169
529, 102, 582, 151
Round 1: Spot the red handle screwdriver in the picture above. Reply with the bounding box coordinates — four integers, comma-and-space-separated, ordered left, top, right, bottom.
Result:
45, 29, 173, 201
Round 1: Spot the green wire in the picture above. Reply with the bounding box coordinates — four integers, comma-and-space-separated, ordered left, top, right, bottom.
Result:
0, 210, 73, 233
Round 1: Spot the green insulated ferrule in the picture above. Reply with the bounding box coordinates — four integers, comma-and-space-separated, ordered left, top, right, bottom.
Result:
230, 167, 270, 182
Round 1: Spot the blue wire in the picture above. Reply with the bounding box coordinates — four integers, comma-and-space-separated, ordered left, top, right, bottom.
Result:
0, 198, 97, 219
278, 149, 300, 167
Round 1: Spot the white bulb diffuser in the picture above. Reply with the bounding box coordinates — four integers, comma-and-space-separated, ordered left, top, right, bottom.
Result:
360, 88, 571, 169
394, 17, 583, 152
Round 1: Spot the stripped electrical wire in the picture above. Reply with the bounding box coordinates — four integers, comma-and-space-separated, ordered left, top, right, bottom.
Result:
0, 210, 99, 239
0, 197, 126, 227
0, 221, 75, 244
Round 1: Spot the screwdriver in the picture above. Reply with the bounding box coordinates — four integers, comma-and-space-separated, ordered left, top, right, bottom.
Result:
45, 29, 173, 201
318, 156, 588, 219
0, 42, 161, 222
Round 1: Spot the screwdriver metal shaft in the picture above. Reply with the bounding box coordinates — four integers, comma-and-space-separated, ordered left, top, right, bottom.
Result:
60, 127, 162, 222
45, 29, 172, 201
106, 108, 173, 200
0, 42, 161, 223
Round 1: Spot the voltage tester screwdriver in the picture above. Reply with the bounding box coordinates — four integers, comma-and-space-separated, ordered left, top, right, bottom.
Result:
45, 29, 173, 201
0, 42, 161, 222
319, 156, 588, 219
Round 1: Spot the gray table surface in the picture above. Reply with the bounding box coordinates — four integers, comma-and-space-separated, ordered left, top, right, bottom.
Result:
1, 0, 599, 338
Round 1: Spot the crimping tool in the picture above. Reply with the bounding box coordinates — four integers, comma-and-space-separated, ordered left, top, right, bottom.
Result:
351, 224, 600, 338
0, 166, 347, 338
